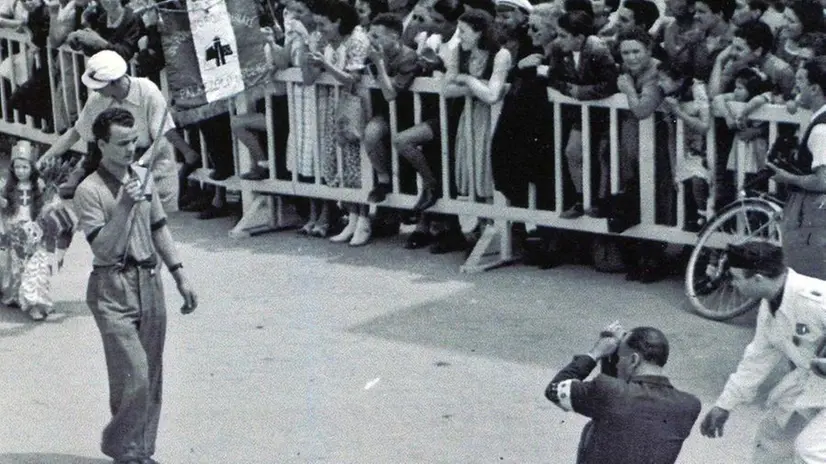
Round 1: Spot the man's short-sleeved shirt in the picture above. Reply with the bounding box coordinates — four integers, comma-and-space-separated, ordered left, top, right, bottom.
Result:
807, 104, 826, 171
74, 165, 167, 267
75, 77, 177, 179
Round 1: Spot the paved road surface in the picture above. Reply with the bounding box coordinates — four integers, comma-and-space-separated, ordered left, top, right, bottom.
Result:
0, 212, 769, 463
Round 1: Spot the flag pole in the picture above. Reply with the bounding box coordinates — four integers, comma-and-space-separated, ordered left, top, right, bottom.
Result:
119, 104, 171, 268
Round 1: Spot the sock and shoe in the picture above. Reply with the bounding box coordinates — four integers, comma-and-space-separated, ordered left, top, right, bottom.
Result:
367, 183, 392, 203
240, 165, 270, 181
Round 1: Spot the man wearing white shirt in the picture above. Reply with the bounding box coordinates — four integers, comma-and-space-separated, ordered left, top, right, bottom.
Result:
701, 241, 826, 464
768, 57, 826, 279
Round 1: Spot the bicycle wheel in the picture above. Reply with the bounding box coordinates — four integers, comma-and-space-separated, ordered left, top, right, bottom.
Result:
685, 200, 783, 320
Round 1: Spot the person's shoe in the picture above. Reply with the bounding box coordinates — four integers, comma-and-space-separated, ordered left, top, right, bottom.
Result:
297, 220, 315, 235
625, 267, 641, 281
367, 183, 392, 203
28, 308, 47, 321
560, 202, 584, 219
197, 205, 231, 220
310, 222, 330, 238
429, 230, 468, 254
638, 267, 664, 283
330, 217, 357, 243
585, 204, 606, 218
181, 197, 211, 212
240, 166, 270, 181
372, 216, 400, 238
349, 216, 372, 247
209, 169, 233, 181
412, 187, 438, 212
404, 231, 432, 249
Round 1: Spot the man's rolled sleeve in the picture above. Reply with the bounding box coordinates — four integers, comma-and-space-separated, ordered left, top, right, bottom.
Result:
144, 84, 175, 136
74, 182, 106, 242
149, 190, 167, 228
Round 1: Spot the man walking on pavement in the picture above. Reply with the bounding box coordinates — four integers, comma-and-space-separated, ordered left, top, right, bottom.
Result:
700, 241, 826, 463
73, 107, 198, 464
545, 323, 702, 464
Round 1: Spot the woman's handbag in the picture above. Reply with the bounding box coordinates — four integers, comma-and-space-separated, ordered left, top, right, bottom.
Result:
0, 50, 32, 86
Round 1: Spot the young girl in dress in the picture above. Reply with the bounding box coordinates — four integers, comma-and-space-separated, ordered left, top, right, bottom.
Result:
713, 67, 771, 191
0, 141, 75, 320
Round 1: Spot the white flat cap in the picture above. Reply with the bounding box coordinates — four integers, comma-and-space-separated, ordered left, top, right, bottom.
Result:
81, 50, 128, 90
496, 0, 534, 12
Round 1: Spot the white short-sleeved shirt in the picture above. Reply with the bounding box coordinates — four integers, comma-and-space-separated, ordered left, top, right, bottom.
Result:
807, 104, 826, 170
75, 77, 177, 179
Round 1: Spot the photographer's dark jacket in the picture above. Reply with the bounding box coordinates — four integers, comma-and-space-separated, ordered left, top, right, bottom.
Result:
545, 355, 701, 464
782, 105, 826, 280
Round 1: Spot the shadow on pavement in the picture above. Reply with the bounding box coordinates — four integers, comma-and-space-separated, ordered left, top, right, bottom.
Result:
0, 454, 108, 464
0, 300, 89, 338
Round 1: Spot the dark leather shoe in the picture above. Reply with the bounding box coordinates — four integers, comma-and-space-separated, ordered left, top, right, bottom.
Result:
560, 202, 584, 219
240, 166, 269, 180
197, 205, 231, 220
638, 267, 664, 283
367, 183, 391, 203
625, 267, 641, 281
404, 231, 432, 249
429, 231, 468, 254
412, 187, 438, 212
209, 169, 233, 181
181, 197, 211, 212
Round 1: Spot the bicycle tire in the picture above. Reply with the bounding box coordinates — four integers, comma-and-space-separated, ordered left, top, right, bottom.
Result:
685, 200, 783, 321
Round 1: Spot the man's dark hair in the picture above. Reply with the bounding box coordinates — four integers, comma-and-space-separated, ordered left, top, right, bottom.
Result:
802, 57, 826, 96
726, 241, 785, 278
92, 107, 135, 143
462, 0, 496, 16
558, 10, 594, 37
787, 0, 825, 35
564, 0, 594, 17
617, 26, 654, 48
370, 12, 404, 34
748, 0, 768, 14
625, 327, 670, 367
433, 0, 463, 23
362, 0, 389, 22
734, 20, 774, 56
312, 0, 361, 35
698, 0, 736, 22
623, 0, 660, 31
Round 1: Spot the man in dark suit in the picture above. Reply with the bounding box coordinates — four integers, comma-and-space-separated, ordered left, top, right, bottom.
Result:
546, 10, 617, 218
545, 324, 702, 464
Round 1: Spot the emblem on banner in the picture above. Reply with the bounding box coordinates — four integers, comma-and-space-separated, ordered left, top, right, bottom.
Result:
206, 37, 234, 67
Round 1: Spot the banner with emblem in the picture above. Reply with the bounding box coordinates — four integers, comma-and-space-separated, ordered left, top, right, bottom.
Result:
156, 0, 275, 125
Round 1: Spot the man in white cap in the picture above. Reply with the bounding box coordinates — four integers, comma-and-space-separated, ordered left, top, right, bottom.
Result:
494, 0, 533, 63
38, 49, 192, 212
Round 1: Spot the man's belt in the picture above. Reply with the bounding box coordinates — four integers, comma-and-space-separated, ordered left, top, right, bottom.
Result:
94, 255, 158, 270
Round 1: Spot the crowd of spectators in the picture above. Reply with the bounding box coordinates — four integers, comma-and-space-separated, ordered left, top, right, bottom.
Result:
0, 0, 824, 282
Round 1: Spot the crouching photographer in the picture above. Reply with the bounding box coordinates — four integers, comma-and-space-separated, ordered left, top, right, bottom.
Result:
543, 323, 701, 464
768, 57, 826, 279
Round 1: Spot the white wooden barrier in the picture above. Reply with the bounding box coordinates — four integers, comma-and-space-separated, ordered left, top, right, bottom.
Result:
0, 29, 811, 272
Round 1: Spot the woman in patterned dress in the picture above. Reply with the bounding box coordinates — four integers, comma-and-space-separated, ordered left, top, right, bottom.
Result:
305, 0, 373, 246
